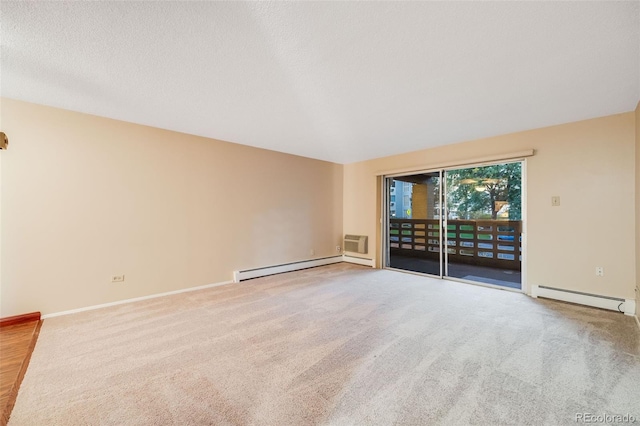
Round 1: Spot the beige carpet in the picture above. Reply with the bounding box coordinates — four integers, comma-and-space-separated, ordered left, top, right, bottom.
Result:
9, 264, 640, 425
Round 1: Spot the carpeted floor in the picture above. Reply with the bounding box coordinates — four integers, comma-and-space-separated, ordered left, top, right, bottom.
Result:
9, 264, 640, 425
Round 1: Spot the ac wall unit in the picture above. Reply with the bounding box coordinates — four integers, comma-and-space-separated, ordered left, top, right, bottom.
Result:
344, 235, 368, 254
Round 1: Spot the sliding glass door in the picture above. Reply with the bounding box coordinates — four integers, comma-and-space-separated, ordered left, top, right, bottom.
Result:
385, 161, 523, 290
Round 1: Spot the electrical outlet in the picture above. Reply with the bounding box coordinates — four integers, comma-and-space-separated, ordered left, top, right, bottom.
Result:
595, 267, 604, 277
310, 249, 315, 256
111, 275, 125, 283
551, 196, 561, 207
336, 246, 341, 253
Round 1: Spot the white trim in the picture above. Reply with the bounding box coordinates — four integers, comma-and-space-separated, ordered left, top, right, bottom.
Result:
343, 255, 376, 268
531, 285, 635, 315
377, 149, 535, 177
636, 287, 640, 329
445, 276, 522, 293
42, 280, 235, 319
233, 256, 343, 282
530, 283, 539, 298
520, 158, 528, 295
386, 266, 439, 278
381, 176, 390, 269
442, 170, 448, 278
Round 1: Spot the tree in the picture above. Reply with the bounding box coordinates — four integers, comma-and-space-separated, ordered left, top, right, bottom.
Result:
446, 163, 521, 220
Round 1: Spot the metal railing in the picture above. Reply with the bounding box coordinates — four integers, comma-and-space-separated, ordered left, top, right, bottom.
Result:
389, 218, 522, 270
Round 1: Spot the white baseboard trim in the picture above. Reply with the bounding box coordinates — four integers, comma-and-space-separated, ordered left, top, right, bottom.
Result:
42, 280, 234, 319
233, 256, 343, 282
531, 285, 636, 315
342, 254, 375, 268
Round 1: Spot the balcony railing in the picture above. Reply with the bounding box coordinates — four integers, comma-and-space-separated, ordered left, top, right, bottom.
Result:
389, 218, 522, 270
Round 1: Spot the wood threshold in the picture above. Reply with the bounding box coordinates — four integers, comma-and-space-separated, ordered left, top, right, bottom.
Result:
0, 319, 43, 426
0, 313, 41, 328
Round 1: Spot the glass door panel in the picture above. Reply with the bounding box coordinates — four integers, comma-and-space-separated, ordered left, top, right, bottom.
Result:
387, 172, 442, 276
444, 162, 522, 289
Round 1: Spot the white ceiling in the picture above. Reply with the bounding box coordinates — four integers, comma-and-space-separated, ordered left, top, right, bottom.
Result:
1, 1, 639, 164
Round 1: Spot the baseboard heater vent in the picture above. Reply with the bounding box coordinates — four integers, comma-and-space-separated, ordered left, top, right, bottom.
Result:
233, 256, 343, 282
532, 285, 636, 316
344, 235, 368, 254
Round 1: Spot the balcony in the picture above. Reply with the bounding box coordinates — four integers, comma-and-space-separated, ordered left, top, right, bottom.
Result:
389, 218, 522, 288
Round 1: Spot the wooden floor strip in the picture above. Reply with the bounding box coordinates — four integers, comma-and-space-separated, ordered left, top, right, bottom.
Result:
0, 313, 41, 328
0, 319, 42, 426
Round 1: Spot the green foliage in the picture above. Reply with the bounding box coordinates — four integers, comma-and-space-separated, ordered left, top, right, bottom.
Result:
446, 162, 521, 220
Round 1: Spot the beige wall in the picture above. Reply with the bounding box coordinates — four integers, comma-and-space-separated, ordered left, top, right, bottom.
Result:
636, 101, 640, 316
0, 99, 343, 316
344, 112, 636, 300
2, 98, 637, 316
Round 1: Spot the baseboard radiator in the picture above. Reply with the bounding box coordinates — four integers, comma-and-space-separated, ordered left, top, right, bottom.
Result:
342, 255, 375, 268
233, 256, 343, 282
531, 285, 636, 316
233, 255, 376, 282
